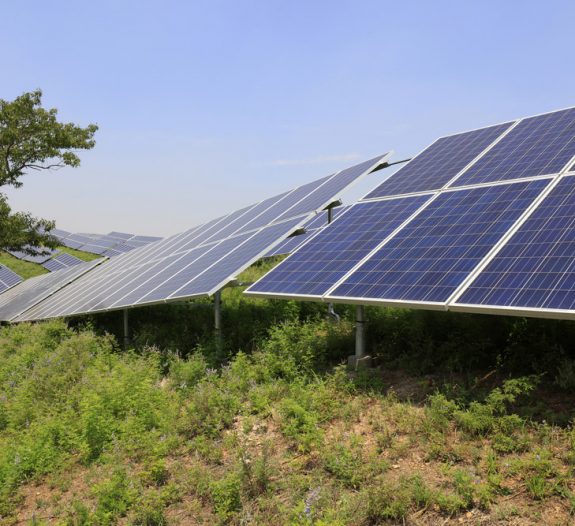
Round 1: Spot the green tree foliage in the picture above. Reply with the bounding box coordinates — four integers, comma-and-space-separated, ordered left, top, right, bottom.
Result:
0, 89, 97, 253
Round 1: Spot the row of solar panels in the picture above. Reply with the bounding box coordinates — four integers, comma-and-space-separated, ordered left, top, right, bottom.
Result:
5, 231, 164, 275
246, 107, 575, 320
0, 154, 388, 322
52, 230, 163, 257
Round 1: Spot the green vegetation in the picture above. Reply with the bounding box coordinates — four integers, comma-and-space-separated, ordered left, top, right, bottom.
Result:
1, 307, 575, 524
0, 251, 47, 278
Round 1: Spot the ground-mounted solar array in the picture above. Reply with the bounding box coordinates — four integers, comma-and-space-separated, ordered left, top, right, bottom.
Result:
54, 230, 163, 257
247, 107, 575, 321
0, 154, 389, 322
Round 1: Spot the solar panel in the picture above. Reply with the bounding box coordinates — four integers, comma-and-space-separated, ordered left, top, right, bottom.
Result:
0, 265, 22, 294
248, 195, 432, 298
327, 179, 548, 305
50, 228, 71, 239
42, 253, 84, 272
452, 175, 575, 313
0, 259, 104, 322
453, 108, 575, 187
365, 122, 514, 199
273, 156, 388, 221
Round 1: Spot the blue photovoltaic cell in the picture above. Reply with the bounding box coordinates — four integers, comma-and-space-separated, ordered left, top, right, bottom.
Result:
365, 123, 513, 199
329, 179, 549, 303
456, 175, 575, 310
248, 195, 431, 297
454, 108, 575, 187
274, 156, 387, 222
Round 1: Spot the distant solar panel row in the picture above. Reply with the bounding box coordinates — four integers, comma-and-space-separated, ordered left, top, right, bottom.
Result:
52, 230, 163, 257
1, 155, 389, 322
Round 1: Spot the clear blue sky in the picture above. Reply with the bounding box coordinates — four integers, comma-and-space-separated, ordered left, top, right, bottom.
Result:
3, 0, 575, 236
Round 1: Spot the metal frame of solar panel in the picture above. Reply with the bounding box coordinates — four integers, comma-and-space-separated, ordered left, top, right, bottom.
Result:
8, 154, 390, 322
246, 107, 575, 321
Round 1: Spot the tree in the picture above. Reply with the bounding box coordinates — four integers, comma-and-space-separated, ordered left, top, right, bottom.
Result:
0, 89, 97, 253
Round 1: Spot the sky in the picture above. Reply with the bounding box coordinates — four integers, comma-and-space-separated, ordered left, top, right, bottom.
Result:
2, 0, 575, 237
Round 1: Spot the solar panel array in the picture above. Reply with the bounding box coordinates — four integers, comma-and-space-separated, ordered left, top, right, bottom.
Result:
0, 265, 22, 295
54, 230, 163, 257
247, 107, 575, 320
0, 155, 389, 322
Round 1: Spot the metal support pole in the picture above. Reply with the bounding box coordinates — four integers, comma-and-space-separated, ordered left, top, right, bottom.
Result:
214, 290, 223, 357
327, 207, 339, 320
355, 305, 366, 359
123, 309, 130, 350
348, 305, 371, 369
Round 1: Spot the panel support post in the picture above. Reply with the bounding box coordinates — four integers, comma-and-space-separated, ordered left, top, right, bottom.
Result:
123, 309, 130, 350
348, 305, 371, 369
214, 290, 223, 359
